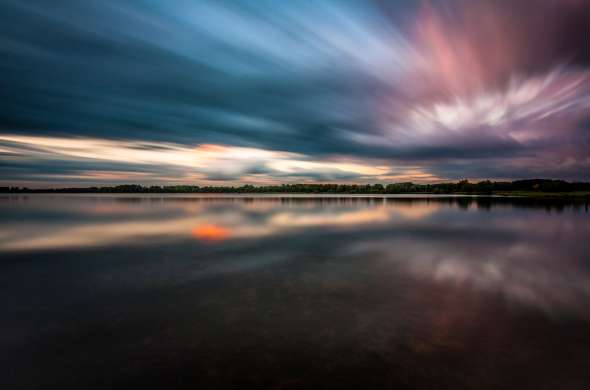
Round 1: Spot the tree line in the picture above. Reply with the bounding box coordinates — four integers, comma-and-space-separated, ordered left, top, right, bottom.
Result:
2, 179, 589, 194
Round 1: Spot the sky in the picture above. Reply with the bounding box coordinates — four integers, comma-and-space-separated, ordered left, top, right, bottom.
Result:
1, 0, 590, 187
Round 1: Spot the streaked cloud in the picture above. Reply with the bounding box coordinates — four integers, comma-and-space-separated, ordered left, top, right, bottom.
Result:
0, 134, 438, 185
1, 0, 590, 184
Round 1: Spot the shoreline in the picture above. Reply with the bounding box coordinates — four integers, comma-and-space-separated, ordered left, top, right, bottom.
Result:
2, 191, 589, 200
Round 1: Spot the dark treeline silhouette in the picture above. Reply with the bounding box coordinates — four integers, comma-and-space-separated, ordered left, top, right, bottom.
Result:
2, 179, 590, 194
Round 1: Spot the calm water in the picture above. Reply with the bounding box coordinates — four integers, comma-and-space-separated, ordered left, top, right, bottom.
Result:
1, 194, 589, 389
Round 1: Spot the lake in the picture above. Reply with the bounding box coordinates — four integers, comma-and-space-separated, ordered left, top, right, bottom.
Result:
1, 194, 589, 389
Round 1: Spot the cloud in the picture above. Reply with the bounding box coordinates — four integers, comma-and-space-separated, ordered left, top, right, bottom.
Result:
0, 134, 440, 185
1, 0, 590, 183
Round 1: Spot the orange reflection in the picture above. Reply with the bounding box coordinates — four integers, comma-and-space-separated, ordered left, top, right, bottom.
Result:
394, 202, 441, 220
191, 224, 230, 242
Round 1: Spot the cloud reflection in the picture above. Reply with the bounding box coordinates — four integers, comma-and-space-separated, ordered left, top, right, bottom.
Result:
1, 195, 589, 319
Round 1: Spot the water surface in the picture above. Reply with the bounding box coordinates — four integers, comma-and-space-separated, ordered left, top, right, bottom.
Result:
1, 194, 589, 389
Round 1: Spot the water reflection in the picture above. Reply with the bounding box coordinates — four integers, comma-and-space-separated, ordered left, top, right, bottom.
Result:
0, 195, 589, 389
191, 224, 231, 242
3, 195, 585, 251
0, 196, 414, 250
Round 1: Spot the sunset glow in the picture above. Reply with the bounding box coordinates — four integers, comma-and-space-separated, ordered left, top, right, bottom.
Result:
2, 2, 590, 388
